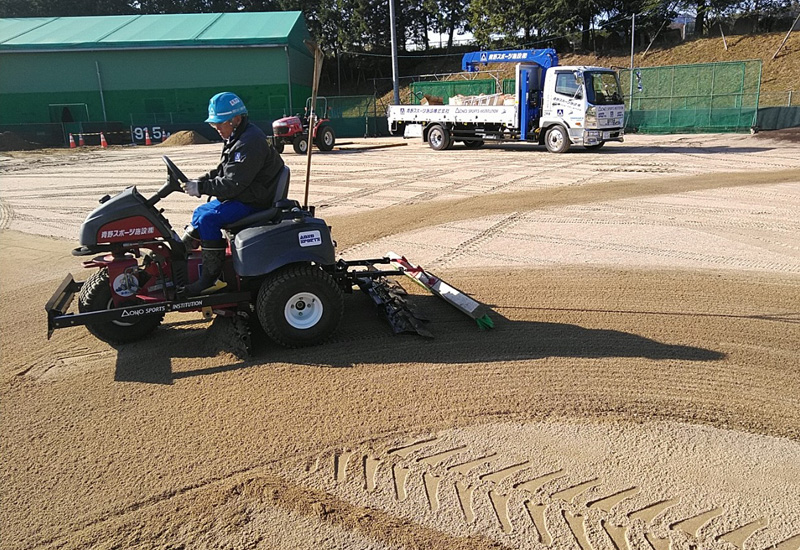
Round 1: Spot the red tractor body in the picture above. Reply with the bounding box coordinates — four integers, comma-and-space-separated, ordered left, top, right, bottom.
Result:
271, 97, 335, 155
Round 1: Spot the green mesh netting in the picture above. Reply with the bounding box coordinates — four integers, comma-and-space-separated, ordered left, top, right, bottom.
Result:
620, 60, 762, 133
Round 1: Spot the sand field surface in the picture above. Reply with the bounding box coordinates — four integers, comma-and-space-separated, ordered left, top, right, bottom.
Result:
1, 134, 799, 550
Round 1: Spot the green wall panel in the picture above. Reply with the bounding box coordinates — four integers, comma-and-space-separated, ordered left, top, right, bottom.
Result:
0, 45, 312, 125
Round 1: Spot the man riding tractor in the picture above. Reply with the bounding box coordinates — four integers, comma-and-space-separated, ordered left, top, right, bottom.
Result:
181, 92, 285, 296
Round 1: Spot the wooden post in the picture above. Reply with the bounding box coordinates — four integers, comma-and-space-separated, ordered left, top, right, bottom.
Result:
773, 13, 800, 60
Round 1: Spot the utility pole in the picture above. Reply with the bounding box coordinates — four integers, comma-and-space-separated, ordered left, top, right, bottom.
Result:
389, 0, 400, 105
629, 14, 636, 106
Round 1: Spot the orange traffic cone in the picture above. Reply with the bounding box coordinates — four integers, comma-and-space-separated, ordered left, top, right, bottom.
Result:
100, 132, 108, 148
69, 134, 76, 148
78, 134, 85, 147
145, 128, 152, 146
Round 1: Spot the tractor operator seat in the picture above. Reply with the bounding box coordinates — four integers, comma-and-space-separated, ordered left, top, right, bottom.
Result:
222, 165, 293, 232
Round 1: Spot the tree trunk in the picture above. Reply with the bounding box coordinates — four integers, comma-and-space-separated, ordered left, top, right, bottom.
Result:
581, 15, 591, 51
695, 0, 707, 36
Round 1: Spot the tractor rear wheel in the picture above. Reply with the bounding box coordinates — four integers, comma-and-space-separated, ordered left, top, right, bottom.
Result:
78, 268, 163, 344
256, 264, 344, 348
315, 125, 336, 151
293, 135, 309, 155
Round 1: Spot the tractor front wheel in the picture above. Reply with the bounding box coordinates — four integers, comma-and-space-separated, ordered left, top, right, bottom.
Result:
293, 135, 309, 155
256, 264, 344, 348
273, 140, 285, 154
78, 268, 163, 344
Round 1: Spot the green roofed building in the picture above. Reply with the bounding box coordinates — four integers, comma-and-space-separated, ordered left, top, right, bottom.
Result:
0, 12, 313, 143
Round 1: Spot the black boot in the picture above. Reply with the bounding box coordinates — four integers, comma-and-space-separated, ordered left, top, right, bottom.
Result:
182, 225, 201, 253
185, 239, 228, 296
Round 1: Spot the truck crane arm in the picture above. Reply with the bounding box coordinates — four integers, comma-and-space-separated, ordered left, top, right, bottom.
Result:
461, 48, 559, 72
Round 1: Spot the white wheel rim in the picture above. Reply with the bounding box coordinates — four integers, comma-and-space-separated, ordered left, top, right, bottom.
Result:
284, 292, 323, 329
430, 130, 443, 148
324, 131, 333, 146
549, 129, 564, 149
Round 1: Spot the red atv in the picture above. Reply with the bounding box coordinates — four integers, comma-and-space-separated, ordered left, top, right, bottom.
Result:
272, 97, 336, 155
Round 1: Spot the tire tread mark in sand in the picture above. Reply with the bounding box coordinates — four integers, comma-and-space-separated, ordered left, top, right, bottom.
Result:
550, 478, 601, 504
669, 507, 724, 536
435, 213, 524, 268
563, 510, 593, 550
423, 471, 441, 511
493, 230, 800, 272
489, 490, 513, 533
628, 498, 681, 523
771, 533, 800, 550
524, 501, 552, 546
716, 518, 768, 547
0, 196, 13, 229
321, 442, 796, 550
587, 487, 641, 512
456, 480, 476, 524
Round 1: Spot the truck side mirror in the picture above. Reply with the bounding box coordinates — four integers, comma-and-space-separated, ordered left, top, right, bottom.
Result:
573, 71, 584, 85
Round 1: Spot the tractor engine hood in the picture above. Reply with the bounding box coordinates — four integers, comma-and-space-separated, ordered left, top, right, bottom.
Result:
78, 186, 174, 247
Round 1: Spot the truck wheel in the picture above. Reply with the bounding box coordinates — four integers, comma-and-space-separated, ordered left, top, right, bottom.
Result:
273, 140, 285, 154
315, 126, 336, 151
78, 268, 163, 344
584, 142, 605, 150
545, 125, 571, 153
463, 139, 484, 149
428, 125, 451, 151
256, 264, 344, 348
293, 135, 309, 155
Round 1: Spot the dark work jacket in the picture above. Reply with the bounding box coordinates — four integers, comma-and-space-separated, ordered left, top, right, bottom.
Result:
198, 118, 285, 209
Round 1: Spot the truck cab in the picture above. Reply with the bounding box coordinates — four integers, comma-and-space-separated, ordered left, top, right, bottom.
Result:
537, 65, 625, 152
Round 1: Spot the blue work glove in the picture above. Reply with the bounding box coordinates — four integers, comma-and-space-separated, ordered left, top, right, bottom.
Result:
183, 179, 201, 197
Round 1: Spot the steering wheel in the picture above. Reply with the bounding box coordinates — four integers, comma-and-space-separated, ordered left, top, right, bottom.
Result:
147, 156, 189, 205
162, 155, 188, 184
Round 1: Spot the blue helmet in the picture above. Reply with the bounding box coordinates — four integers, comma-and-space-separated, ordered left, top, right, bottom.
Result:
205, 92, 247, 123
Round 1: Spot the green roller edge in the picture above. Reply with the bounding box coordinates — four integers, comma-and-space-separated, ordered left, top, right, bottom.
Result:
476, 314, 494, 330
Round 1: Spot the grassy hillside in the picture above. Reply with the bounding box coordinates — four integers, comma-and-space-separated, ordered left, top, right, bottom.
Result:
380, 32, 798, 105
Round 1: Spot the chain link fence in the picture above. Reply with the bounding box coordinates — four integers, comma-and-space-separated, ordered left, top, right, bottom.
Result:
620, 60, 763, 133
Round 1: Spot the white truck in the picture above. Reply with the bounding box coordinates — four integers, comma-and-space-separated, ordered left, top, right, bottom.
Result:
386, 49, 625, 153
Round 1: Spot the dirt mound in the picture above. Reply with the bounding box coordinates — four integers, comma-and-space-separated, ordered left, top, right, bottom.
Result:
0, 131, 39, 151
159, 130, 211, 146
754, 126, 800, 143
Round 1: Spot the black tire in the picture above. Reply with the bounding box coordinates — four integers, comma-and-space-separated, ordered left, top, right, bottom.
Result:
428, 125, 450, 151
292, 135, 309, 155
463, 139, 484, 149
545, 125, 571, 153
78, 268, 163, 344
273, 140, 285, 154
584, 142, 605, 150
256, 264, 344, 348
315, 126, 336, 151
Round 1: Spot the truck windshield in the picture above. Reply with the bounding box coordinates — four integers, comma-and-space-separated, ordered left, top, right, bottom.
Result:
585, 72, 623, 105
